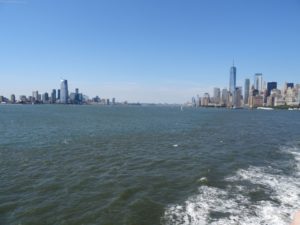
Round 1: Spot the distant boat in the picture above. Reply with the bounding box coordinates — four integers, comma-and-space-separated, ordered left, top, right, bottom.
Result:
257, 107, 274, 110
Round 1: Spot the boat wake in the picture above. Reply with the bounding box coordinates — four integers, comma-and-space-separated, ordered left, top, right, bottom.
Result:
163, 146, 300, 225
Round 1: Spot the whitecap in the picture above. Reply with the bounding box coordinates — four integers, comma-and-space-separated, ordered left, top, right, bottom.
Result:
63, 138, 69, 144
197, 177, 208, 183
163, 146, 300, 225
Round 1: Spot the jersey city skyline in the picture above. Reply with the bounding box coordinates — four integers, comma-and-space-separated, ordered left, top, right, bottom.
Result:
0, 0, 300, 103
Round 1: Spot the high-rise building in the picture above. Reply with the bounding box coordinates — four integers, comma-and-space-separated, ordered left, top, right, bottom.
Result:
32, 91, 39, 102
221, 88, 228, 106
201, 93, 210, 106
57, 89, 61, 100
60, 79, 69, 104
267, 82, 277, 96
51, 89, 56, 103
249, 86, 263, 108
75, 88, 80, 103
235, 87, 243, 108
42, 92, 49, 103
19, 95, 27, 102
254, 73, 263, 93
79, 93, 83, 103
244, 79, 250, 105
287, 83, 294, 89
69, 88, 82, 104
213, 87, 221, 104
229, 64, 236, 95
10, 94, 16, 103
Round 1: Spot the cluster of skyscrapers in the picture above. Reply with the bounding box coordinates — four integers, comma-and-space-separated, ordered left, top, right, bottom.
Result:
1, 73, 299, 107
192, 64, 300, 108
0, 79, 118, 105
0, 79, 85, 104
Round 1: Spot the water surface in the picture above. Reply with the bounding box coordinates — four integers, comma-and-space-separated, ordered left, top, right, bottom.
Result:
0, 105, 299, 225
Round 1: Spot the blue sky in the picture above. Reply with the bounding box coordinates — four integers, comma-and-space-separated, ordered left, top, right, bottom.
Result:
0, 0, 299, 103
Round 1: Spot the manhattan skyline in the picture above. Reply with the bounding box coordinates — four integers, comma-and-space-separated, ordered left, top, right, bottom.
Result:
0, 0, 300, 103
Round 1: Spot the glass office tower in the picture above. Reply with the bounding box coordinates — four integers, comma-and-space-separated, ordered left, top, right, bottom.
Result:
229, 65, 236, 95
244, 78, 250, 104
254, 73, 263, 92
60, 79, 69, 104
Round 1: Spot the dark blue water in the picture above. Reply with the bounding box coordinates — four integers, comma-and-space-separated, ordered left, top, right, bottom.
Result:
0, 105, 299, 225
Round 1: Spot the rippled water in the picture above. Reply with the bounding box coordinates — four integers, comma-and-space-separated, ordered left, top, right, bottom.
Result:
0, 105, 299, 225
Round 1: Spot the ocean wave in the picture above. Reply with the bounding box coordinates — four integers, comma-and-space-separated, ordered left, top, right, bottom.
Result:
163, 146, 300, 225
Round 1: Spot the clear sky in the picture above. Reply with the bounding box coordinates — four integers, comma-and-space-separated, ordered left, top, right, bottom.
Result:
0, 0, 300, 103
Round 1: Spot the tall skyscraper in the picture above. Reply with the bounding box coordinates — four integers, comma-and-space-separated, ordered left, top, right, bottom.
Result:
213, 87, 221, 104
75, 88, 79, 103
244, 79, 250, 105
51, 89, 56, 103
254, 73, 263, 92
60, 79, 69, 104
57, 89, 61, 100
229, 64, 236, 95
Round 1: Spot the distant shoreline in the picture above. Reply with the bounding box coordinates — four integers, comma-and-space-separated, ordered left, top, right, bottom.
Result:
1, 102, 299, 110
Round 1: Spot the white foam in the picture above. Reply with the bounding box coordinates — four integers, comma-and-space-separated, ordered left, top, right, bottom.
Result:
63, 138, 69, 144
197, 177, 208, 183
164, 146, 300, 225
